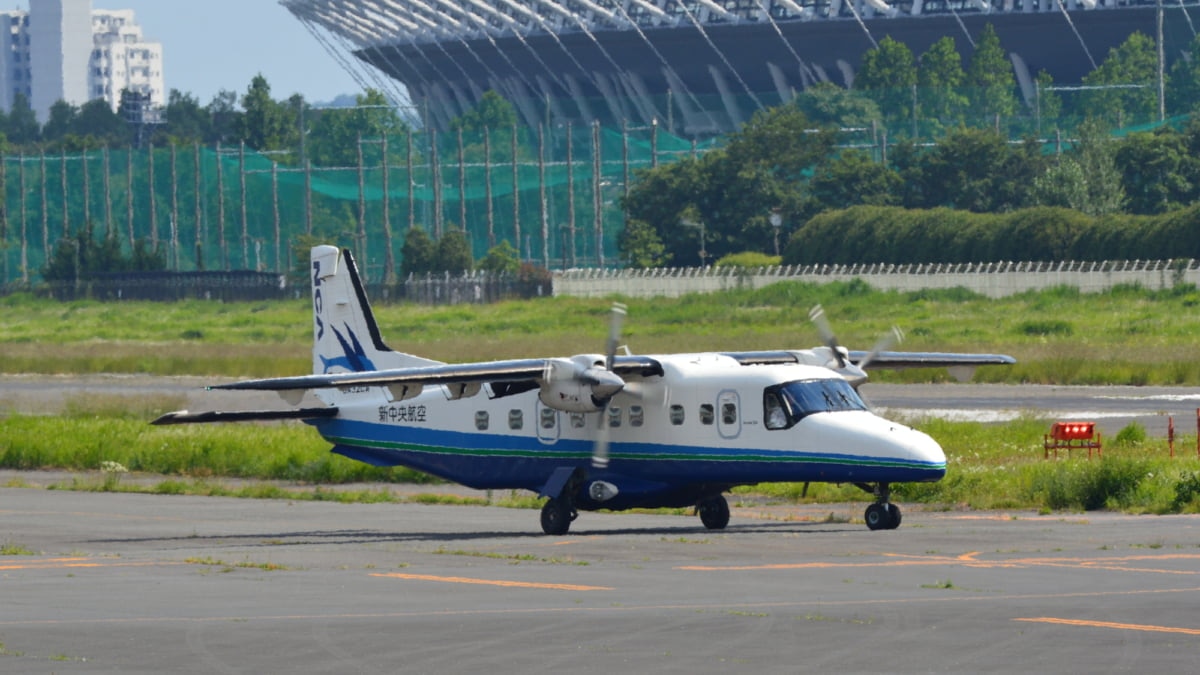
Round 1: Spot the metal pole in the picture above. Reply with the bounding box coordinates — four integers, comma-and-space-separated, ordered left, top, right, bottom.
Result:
148, 143, 157, 252
382, 134, 395, 283
240, 142, 248, 268
60, 149, 68, 239
484, 125, 494, 247
539, 124, 548, 266
357, 134, 366, 264
216, 141, 226, 269
194, 142, 203, 270
593, 120, 603, 268
511, 125, 520, 259
40, 152, 47, 272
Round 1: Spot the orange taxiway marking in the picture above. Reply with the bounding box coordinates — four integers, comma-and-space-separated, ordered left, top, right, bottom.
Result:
371, 572, 612, 592
1015, 617, 1200, 636
677, 551, 1200, 574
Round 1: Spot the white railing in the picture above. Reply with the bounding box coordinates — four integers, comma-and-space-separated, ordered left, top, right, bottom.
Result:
553, 260, 1200, 298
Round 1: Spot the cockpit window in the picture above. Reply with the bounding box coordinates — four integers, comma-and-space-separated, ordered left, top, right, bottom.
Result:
765, 378, 867, 428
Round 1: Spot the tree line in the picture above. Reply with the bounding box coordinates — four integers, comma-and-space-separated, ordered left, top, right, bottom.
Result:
618, 29, 1200, 269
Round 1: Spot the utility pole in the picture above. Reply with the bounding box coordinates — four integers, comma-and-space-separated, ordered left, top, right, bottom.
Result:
1158, 0, 1166, 122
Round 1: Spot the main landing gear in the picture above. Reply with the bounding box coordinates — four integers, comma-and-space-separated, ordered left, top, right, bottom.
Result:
540, 497, 577, 535
857, 482, 902, 531
696, 495, 730, 530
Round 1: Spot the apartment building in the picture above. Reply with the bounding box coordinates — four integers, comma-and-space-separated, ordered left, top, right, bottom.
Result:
0, 0, 163, 122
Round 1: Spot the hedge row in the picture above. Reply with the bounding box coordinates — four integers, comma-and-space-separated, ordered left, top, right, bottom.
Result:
783, 205, 1200, 265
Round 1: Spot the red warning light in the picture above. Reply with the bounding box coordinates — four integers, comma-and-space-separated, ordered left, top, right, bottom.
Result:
1044, 421, 1101, 459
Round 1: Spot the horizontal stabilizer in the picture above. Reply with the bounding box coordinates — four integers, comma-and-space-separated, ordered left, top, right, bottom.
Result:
151, 407, 339, 425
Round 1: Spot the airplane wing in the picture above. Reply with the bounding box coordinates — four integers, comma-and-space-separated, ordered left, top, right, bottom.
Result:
723, 350, 1014, 369
206, 355, 664, 393
152, 407, 339, 425
845, 351, 1016, 369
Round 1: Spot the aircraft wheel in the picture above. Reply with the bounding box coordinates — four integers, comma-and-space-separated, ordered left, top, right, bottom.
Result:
697, 495, 730, 530
540, 498, 572, 536
886, 503, 902, 530
865, 503, 890, 531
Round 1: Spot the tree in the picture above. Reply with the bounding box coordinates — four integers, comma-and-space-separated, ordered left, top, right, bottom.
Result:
966, 24, 1019, 123
810, 150, 903, 211
434, 227, 474, 273
236, 75, 296, 152
1033, 70, 1063, 132
916, 37, 967, 131
901, 127, 1045, 212
42, 221, 164, 282
449, 90, 518, 136
793, 83, 881, 129
400, 226, 436, 277
854, 36, 918, 127
617, 219, 670, 268
74, 98, 130, 146
42, 100, 77, 143
7, 92, 40, 145
1167, 34, 1200, 115
1079, 32, 1159, 127
478, 239, 521, 274
205, 89, 241, 145
1033, 118, 1125, 216
1114, 128, 1193, 214
307, 89, 409, 167
155, 89, 209, 145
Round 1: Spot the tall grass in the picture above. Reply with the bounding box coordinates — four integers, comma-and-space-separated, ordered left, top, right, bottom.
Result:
4, 408, 1200, 513
6, 281, 1200, 384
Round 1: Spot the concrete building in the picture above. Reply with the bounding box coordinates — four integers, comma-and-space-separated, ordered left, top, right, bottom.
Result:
283, 0, 1192, 134
0, 0, 163, 122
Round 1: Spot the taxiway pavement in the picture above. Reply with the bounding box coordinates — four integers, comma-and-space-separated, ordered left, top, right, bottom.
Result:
1, 488, 1198, 673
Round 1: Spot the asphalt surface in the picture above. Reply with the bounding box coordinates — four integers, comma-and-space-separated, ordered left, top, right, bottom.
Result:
4, 373, 1198, 438
1, 488, 1199, 674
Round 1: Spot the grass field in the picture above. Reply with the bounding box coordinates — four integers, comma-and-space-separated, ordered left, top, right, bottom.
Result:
4, 280, 1200, 515
5, 280, 1200, 384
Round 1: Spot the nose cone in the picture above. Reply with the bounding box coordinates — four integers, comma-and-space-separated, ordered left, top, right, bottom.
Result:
802, 412, 947, 482
584, 367, 625, 401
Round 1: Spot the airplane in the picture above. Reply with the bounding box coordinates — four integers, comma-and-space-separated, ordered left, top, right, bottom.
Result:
154, 245, 1015, 535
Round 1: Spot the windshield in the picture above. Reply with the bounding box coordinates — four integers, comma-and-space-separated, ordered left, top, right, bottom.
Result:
766, 378, 868, 429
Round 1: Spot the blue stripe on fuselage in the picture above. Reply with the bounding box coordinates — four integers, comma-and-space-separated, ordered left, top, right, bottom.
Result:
310, 418, 946, 492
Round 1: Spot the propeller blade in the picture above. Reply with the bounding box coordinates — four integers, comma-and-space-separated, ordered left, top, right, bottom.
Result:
593, 406, 611, 468
605, 302, 627, 371
858, 326, 904, 371
808, 304, 846, 368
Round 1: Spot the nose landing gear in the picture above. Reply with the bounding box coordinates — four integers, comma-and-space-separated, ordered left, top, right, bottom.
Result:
858, 482, 902, 530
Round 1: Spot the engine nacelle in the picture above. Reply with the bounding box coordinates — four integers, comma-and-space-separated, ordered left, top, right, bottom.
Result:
537, 359, 626, 413
539, 379, 605, 413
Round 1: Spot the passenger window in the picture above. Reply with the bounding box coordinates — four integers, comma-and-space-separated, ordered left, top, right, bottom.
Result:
475, 411, 489, 431
508, 409, 523, 430
540, 407, 557, 430
608, 406, 622, 428
629, 405, 644, 427
722, 402, 737, 425
669, 404, 685, 426
570, 412, 586, 429
699, 404, 714, 425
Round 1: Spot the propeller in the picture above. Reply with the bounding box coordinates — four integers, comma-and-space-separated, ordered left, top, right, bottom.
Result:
593, 303, 627, 469
808, 305, 903, 389
858, 325, 904, 370
808, 304, 846, 369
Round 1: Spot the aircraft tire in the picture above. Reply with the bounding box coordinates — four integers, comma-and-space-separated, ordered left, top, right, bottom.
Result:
540, 498, 572, 535
886, 503, 902, 529
698, 495, 730, 530
865, 503, 890, 531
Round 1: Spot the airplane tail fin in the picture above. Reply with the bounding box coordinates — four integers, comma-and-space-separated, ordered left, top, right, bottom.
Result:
309, 246, 440, 375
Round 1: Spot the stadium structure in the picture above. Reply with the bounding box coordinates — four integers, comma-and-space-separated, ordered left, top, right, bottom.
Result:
284, 0, 1194, 134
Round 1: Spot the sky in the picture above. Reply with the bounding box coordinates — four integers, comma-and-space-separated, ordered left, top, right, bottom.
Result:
90, 0, 364, 105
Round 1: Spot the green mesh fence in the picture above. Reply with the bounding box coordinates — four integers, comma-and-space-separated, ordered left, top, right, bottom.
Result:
0, 124, 722, 285
0, 85, 1179, 287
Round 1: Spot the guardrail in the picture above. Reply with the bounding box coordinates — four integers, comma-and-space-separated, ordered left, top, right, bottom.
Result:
552, 260, 1200, 299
